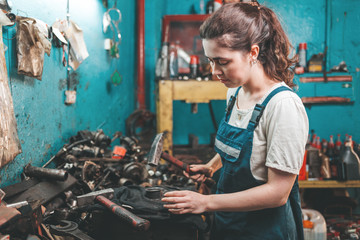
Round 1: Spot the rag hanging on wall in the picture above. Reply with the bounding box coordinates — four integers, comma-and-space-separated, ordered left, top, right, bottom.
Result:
0, 25, 22, 168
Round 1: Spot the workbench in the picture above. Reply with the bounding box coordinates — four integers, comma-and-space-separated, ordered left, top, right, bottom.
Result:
156, 80, 227, 154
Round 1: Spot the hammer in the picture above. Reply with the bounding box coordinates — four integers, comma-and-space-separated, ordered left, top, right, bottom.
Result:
147, 133, 211, 177
76, 189, 150, 231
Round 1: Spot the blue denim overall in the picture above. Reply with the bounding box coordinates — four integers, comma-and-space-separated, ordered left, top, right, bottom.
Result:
212, 86, 304, 240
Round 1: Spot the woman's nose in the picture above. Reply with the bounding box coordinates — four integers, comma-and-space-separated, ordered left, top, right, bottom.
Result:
212, 64, 223, 76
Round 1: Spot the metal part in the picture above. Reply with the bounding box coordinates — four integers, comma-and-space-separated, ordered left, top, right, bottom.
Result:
42, 138, 91, 168
24, 164, 68, 181
119, 178, 134, 186
8, 175, 77, 211
82, 161, 102, 190
50, 220, 95, 240
122, 162, 148, 183
147, 133, 164, 167
6, 201, 28, 209
144, 187, 163, 200
76, 188, 114, 207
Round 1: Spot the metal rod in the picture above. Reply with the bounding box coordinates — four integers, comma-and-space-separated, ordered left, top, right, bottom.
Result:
66, 0, 71, 90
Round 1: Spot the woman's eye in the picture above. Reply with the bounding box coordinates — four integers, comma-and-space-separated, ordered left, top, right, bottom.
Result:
218, 60, 229, 66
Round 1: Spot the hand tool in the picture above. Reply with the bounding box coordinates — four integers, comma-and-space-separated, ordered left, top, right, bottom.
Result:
76, 189, 150, 231
42, 138, 90, 168
147, 133, 212, 177
24, 164, 68, 181
50, 220, 95, 240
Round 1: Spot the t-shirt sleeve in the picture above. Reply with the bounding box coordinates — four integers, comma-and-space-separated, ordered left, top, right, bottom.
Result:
264, 94, 309, 174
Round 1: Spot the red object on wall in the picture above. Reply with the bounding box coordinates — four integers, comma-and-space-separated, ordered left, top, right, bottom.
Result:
137, 0, 146, 110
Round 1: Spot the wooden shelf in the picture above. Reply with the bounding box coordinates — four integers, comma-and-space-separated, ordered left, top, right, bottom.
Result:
299, 180, 360, 188
157, 80, 227, 154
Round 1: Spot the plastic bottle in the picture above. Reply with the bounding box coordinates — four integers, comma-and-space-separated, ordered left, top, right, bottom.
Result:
189, 55, 200, 79
340, 140, 360, 180
316, 137, 321, 150
327, 135, 337, 179
335, 134, 342, 156
321, 139, 328, 154
302, 209, 327, 240
168, 43, 179, 79
299, 43, 307, 68
155, 42, 169, 79
311, 134, 317, 148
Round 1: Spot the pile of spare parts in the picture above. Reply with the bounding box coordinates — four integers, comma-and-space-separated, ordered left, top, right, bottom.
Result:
0, 130, 212, 240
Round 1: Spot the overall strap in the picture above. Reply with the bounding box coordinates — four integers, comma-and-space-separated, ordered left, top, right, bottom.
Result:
247, 86, 292, 131
225, 87, 241, 122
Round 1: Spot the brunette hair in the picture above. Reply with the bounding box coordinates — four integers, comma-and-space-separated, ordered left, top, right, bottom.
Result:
200, 1, 297, 87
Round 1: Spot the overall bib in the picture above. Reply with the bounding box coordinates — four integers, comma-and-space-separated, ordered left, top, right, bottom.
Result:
212, 86, 304, 240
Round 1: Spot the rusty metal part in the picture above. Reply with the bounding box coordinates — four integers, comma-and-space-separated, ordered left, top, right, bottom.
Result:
8, 175, 77, 211
119, 178, 134, 186
2, 179, 39, 201
42, 139, 91, 168
82, 161, 102, 190
50, 220, 95, 240
24, 164, 68, 181
122, 162, 148, 183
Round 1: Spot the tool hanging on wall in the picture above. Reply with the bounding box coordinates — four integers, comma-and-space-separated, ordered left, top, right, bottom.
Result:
103, 1, 123, 86
103, 2, 122, 58
64, 0, 74, 105
62, 0, 89, 104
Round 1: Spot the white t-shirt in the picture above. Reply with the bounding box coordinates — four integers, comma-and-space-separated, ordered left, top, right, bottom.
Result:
227, 82, 309, 182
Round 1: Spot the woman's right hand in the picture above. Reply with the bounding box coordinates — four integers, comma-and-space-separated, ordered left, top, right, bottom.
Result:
184, 164, 214, 182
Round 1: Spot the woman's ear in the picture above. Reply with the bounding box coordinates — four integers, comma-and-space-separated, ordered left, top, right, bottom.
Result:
249, 44, 259, 60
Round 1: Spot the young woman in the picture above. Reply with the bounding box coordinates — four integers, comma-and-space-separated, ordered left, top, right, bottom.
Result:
161, 2, 309, 240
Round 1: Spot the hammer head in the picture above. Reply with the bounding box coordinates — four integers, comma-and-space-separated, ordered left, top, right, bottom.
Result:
76, 188, 114, 207
147, 133, 164, 167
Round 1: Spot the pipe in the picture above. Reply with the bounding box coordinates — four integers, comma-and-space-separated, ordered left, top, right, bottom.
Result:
137, 0, 146, 110
325, 0, 331, 72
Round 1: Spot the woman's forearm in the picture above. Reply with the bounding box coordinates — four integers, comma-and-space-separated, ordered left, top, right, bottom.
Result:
206, 153, 222, 173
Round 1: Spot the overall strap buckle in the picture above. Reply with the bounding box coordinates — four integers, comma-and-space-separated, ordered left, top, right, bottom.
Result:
249, 104, 265, 128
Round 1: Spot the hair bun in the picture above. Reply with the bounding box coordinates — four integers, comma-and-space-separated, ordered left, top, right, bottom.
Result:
248, 1, 260, 8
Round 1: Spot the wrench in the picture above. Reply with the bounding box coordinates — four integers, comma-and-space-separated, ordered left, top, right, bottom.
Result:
49, 220, 95, 240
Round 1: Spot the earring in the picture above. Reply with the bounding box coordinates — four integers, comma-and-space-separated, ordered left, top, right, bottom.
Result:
251, 59, 258, 66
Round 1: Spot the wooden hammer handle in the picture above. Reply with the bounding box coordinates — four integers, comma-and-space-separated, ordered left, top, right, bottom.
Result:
161, 152, 213, 177
95, 195, 150, 231
161, 152, 191, 173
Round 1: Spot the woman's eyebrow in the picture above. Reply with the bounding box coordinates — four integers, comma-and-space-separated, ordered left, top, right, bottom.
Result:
206, 56, 229, 60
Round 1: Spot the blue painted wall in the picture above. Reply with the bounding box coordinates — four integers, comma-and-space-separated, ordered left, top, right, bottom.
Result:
1, 0, 360, 186
145, 0, 360, 146
0, 0, 136, 186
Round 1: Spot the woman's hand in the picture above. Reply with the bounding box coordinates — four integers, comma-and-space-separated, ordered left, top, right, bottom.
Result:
162, 190, 209, 214
184, 164, 213, 182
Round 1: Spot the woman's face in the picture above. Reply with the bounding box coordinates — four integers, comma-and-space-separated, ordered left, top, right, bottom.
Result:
202, 39, 251, 88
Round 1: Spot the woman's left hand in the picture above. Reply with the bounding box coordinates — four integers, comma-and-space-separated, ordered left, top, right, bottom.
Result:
161, 190, 209, 214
